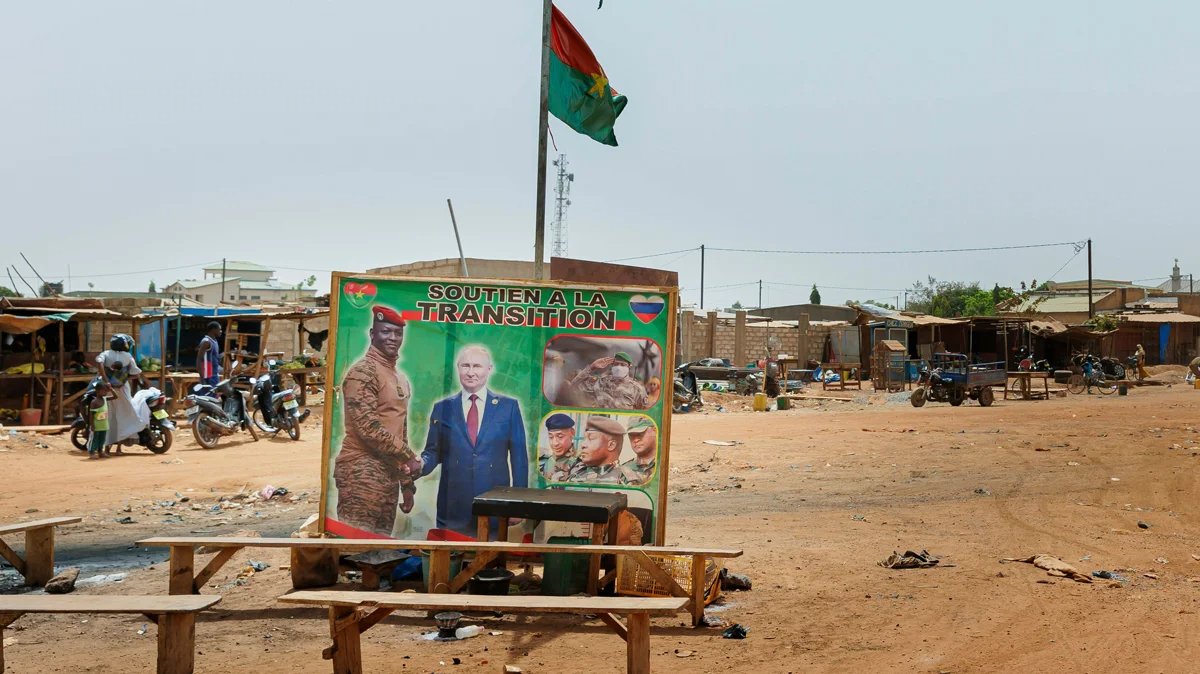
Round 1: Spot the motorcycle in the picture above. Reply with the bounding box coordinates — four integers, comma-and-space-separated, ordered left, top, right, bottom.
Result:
184, 363, 259, 449
70, 382, 174, 454
673, 362, 704, 413
249, 360, 310, 441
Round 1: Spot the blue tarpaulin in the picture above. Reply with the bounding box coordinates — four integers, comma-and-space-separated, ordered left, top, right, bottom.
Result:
1160, 324, 1170, 364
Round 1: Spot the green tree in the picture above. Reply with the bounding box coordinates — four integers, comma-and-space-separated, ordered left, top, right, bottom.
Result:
305, 275, 317, 287
809, 284, 821, 304
0, 285, 19, 297
908, 277, 1003, 317
730, 300, 745, 311
148, 280, 157, 293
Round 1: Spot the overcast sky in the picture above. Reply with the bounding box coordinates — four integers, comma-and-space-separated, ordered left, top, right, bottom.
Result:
2, 1, 1194, 308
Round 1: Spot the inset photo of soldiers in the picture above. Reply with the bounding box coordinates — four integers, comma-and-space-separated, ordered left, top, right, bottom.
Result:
536, 411, 657, 487
542, 335, 661, 410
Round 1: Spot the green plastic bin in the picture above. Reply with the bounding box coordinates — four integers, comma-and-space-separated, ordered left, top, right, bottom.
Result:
541, 536, 590, 596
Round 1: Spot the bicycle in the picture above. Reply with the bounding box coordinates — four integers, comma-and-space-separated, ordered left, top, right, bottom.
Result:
1067, 371, 1116, 395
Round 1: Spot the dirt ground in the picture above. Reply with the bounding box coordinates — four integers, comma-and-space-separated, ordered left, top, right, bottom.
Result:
3, 379, 1200, 673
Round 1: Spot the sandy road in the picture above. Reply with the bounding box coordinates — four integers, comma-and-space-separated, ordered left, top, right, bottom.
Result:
2, 384, 1199, 672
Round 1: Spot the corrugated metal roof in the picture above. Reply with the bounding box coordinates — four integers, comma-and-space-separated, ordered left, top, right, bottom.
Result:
1012, 292, 1113, 314
1120, 312, 1200, 323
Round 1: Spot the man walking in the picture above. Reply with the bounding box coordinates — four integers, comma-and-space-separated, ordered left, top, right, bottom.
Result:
421, 344, 528, 538
539, 413, 579, 482
620, 417, 658, 486
334, 306, 422, 536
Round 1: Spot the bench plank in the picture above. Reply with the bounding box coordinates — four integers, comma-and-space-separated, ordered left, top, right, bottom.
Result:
138, 537, 743, 558
278, 590, 687, 615
0, 595, 219, 614
0, 517, 81, 537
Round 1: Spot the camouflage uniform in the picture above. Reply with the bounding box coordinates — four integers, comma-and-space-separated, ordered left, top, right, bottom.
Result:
576, 375, 649, 410
539, 454, 580, 483
334, 346, 418, 535
567, 461, 639, 485
618, 457, 655, 486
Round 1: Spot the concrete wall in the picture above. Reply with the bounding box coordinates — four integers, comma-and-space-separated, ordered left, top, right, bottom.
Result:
677, 311, 832, 364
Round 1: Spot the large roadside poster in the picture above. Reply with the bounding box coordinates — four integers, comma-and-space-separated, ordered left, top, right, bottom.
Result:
320, 274, 676, 545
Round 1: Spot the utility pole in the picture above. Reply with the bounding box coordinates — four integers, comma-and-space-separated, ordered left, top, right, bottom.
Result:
757, 280, 763, 310
1086, 239, 1094, 319
699, 244, 706, 309
551, 154, 573, 257
532, 0, 553, 280
220, 258, 227, 307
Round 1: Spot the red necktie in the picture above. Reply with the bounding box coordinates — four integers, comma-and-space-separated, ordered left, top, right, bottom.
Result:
467, 394, 480, 444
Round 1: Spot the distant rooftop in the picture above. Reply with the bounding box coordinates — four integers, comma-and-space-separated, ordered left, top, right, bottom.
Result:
168, 277, 241, 289
203, 261, 272, 273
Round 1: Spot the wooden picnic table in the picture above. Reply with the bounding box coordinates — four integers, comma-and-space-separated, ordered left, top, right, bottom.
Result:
279, 590, 688, 674
0, 594, 220, 673
0, 517, 81, 587
138, 536, 742, 627
1006, 371, 1051, 400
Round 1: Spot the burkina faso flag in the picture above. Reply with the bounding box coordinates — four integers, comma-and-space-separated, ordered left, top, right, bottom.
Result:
549, 5, 628, 146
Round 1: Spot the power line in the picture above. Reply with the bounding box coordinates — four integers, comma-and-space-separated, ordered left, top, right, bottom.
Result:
708, 240, 1085, 255
767, 281, 908, 292
8, 260, 222, 280
606, 247, 700, 263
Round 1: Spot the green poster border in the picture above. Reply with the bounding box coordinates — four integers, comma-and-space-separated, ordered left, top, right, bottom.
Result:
318, 271, 679, 545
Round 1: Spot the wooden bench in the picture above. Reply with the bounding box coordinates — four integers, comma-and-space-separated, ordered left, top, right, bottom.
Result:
138, 537, 742, 626
278, 590, 687, 674
0, 594, 220, 674
0, 517, 81, 587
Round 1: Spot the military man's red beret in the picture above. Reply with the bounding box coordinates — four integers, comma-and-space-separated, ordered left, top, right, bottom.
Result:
372, 305, 406, 327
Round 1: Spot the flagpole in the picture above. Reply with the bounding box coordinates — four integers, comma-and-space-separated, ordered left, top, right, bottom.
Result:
533, 0, 553, 280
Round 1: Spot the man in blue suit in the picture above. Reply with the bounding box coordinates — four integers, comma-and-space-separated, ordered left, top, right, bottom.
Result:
420, 344, 529, 538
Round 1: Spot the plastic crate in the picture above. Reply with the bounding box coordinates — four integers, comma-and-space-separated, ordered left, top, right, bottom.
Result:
615, 554, 722, 606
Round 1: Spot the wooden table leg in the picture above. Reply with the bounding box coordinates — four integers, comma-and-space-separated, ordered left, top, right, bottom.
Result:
23, 526, 54, 587
476, 517, 489, 542
587, 522, 607, 595
690, 555, 707, 627
156, 612, 196, 674
329, 606, 363, 674
625, 612, 650, 674
428, 549, 450, 593
169, 546, 196, 595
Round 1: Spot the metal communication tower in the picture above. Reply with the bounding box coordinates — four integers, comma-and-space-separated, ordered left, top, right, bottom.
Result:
551, 154, 573, 257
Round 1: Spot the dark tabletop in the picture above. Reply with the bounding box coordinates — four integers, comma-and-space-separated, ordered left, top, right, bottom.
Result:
472, 487, 627, 523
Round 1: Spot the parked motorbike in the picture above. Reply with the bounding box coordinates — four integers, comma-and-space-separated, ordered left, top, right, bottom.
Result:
249, 360, 310, 440
70, 382, 174, 454
185, 363, 259, 449
673, 362, 704, 413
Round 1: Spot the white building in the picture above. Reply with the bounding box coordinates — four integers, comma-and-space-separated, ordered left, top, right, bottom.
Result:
163, 261, 318, 304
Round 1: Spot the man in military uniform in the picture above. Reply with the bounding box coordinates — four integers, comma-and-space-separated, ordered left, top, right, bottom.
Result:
619, 417, 657, 486
570, 351, 650, 410
569, 416, 639, 484
333, 306, 422, 536
538, 413, 579, 482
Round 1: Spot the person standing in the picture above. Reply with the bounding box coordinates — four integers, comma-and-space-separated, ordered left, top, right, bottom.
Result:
620, 417, 658, 486
96, 334, 145, 450
334, 307, 422, 536
421, 344, 528, 538
197, 321, 223, 387
87, 379, 113, 460
538, 413, 579, 482
1135, 344, 1149, 381
1189, 355, 1200, 381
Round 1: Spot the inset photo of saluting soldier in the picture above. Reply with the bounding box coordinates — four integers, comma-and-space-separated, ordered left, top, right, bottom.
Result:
542, 336, 661, 410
